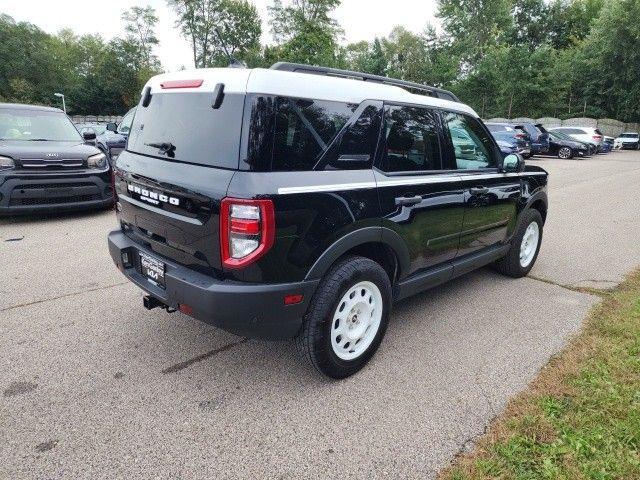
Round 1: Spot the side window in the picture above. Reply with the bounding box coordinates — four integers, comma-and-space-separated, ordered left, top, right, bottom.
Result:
381, 104, 441, 173
318, 103, 382, 170
443, 112, 498, 170
272, 97, 357, 171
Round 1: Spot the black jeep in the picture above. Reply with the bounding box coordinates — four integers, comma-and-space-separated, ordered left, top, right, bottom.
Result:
0, 103, 113, 215
108, 64, 548, 378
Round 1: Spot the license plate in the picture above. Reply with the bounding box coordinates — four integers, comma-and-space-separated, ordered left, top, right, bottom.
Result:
139, 253, 165, 288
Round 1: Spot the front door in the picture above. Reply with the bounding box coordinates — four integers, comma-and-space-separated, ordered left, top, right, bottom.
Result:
440, 111, 521, 258
375, 104, 465, 279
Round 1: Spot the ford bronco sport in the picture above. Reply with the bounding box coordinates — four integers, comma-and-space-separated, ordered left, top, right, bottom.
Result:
108, 63, 548, 378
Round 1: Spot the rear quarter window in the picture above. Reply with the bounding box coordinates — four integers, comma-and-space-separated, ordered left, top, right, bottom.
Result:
127, 92, 244, 169
242, 95, 381, 171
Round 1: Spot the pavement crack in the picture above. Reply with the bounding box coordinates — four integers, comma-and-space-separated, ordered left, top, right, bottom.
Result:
161, 338, 249, 374
526, 274, 606, 297
1, 282, 129, 312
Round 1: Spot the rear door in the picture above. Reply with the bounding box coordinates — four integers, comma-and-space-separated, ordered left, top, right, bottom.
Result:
441, 111, 521, 260
375, 103, 464, 278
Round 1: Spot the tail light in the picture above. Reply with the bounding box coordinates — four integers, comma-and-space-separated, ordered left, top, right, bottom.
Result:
515, 133, 526, 139
220, 198, 275, 269
593, 135, 602, 141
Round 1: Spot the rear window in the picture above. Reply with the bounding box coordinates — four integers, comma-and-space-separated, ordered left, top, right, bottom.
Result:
127, 92, 244, 169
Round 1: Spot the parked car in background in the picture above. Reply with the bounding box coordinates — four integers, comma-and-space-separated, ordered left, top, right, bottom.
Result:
485, 123, 533, 158
97, 107, 137, 164
547, 131, 590, 159
549, 126, 603, 153
76, 121, 127, 164
490, 130, 532, 158
514, 122, 550, 156
601, 136, 614, 153
615, 132, 639, 150
0, 103, 113, 214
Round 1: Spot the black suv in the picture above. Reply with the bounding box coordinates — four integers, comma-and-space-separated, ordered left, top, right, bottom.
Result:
108, 64, 548, 378
0, 103, 113, 214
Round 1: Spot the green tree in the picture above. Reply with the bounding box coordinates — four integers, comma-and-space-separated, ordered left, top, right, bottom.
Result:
169, 0, 261, 67
573, 0, 640, 121
437, 0, 513, 61
268, 0, 342, 66
121, 5, 160, 69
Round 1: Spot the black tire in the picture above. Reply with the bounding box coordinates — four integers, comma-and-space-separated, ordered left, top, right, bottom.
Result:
296, 256, 392, 379
493, 209, 543, 278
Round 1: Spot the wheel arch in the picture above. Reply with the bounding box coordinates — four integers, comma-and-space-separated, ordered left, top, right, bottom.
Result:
526, 191, 548, 224
304, 227, 410, 284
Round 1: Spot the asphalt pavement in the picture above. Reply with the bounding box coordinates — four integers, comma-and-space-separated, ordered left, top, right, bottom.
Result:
1, 150, 639, 479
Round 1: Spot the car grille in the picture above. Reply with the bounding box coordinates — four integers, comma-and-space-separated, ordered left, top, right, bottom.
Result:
9, 194, 101, 206
20, 159, 84, 168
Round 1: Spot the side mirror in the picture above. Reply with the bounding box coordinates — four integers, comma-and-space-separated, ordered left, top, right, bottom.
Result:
106, 122, 118, 132
501, 153, 524, 173
82, 131, 97, 141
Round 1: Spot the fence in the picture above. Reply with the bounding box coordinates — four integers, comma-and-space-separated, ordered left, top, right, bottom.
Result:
70, 115, 124, 124
485, 117, 640, 138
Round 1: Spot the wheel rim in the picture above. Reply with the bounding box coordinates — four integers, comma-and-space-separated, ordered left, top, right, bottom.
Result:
519, 221, 540, 268
559, 147, 571, 159
330, 281, 383, 361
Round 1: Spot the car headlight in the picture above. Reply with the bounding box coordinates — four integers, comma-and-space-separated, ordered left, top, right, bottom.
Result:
0, 155, 15, 170
87, 152, 107, 169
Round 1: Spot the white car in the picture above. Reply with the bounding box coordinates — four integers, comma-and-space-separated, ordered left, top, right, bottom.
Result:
549, 126, 604, 152
615, 132, 640, 150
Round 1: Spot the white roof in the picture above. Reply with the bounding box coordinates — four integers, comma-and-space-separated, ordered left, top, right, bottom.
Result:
144, 67, 478, 117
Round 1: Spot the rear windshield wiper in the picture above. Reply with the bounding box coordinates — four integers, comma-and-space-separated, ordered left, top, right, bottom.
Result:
145, 141, 176, 158
27, 138, 52, 141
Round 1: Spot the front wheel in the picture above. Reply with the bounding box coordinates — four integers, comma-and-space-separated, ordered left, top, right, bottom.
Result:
494, 209, 543, 278
296, 256, 392, 379
558, 146, 574, 159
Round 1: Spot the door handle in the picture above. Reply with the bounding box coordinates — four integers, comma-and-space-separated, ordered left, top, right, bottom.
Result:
395, 195, 422, 207
469, 186, 489, 195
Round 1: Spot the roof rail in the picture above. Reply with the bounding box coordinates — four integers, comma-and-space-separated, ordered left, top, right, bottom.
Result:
270, 62, 460, 102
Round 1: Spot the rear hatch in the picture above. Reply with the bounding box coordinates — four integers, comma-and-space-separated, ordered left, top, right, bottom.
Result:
114, 70, 250, 277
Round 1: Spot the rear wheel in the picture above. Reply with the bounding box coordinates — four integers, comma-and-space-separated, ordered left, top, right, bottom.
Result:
296, 256, 392, 379
494, 209, 543, 278
558, 146, 574, 159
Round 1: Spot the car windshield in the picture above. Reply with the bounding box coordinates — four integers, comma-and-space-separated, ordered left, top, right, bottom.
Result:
619, 133, 639, 138
0, 108, 81, 142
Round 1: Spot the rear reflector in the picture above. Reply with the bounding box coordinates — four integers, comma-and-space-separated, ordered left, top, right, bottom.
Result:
284, 294, 304, 305
160, 79, 204, 89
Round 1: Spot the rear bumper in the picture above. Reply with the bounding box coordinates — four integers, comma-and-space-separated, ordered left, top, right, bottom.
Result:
108, 230, 319, 340
621, 142, 639, 149
0, 170, 113, 215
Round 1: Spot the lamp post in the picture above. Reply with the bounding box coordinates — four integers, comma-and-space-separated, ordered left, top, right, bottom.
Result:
54, 92, 66, 114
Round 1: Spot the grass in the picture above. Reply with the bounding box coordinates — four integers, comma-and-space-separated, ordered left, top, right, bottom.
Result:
441, 270, 640, 480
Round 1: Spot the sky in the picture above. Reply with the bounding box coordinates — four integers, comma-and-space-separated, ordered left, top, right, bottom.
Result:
0, 0, 440, 71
